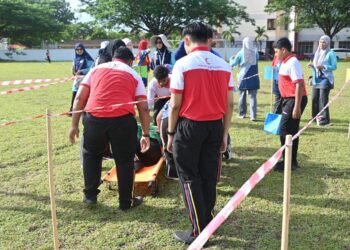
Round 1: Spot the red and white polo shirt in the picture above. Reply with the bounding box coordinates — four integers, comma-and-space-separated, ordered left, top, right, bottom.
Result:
170, 46, 234, 121
81, 59, 147, 117
278, 54, 307, 98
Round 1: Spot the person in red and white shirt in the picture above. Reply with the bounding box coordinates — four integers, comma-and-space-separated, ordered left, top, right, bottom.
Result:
273, 37, 308, 171
167, 22, 234, 244
147, 65, 171, 125
69, 47, 150, 210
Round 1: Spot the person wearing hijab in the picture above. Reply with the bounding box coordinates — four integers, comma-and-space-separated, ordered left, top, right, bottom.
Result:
69, 43, 94, 113
150, 34, 175, 70
230, 37, 260, 121
309, 35, 337, 126
135, 39, 151, 86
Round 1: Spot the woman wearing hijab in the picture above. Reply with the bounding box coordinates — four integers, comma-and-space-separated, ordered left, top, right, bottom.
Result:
309, 35, 337, 126
135, 39, 151, 86
230, 37, 260, 121
122, 38, 134, 51
150, 34, 175, 70
69, 43, 94, 113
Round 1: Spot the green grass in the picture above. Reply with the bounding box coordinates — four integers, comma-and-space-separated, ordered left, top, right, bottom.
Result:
0, 61, 349, 250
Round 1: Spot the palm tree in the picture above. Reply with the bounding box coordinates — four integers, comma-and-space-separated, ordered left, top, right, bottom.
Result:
254, 26, 269, 52
222, 25, 241, 47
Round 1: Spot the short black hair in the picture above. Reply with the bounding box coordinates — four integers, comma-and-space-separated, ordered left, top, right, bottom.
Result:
153, 65, 169, 80
206, 25, 214, 39
273, 37, 292, 52
114, 46, 135, 61
182, 22, 209, 43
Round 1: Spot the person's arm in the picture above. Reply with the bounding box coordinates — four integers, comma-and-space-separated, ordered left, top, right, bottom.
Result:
293, 82, 303, 119
290, 60, 305, 119
156, 109, 163, 132
221, 90, 234, 153
229, 51, 242, 67
81, 60, 94, 75
167, 93, 182, 153
69, 85, 90, 144
323, 51, 337, 71
136, 99, 150, 152
147, 79, 157, 109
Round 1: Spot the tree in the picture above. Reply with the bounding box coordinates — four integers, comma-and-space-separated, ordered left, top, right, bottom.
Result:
81, 0, 254, 35
254, 26, 269, 51
222, 25, 241, 46
265, 0, 350, 41
0, 0, 74, 47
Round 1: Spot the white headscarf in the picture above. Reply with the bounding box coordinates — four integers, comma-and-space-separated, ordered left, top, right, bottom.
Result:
313, 35, 330, 67
242, 37, 256, 65
150, 34, 172, 49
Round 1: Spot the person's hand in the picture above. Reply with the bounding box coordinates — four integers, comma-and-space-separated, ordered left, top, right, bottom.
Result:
220, 134, 228, 153
167, 135, 174, 153
316, 65, 324, 70
69, 126, 79, 144
75, 70, 83, 75
292, 106, 301, 120
140, 136, 150, 153
307, 63, 313, 68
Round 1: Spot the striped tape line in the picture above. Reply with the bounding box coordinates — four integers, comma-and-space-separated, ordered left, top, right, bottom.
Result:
189, 80, 350, 250
0, 79, 70, 95
0, 76, 76, 86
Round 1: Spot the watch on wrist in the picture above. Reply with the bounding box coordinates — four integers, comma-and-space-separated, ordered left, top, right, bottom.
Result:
167, 130, 175, 136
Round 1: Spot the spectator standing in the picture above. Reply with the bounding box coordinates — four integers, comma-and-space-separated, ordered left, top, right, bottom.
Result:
310, 35, 337, 126
230, 37, 260, 121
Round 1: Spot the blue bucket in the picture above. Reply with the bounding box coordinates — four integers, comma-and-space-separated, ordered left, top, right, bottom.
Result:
264, 66, 273, 80
264, 112, 282, 135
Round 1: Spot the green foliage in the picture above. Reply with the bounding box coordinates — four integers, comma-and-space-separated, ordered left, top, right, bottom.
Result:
81, 0, 254, 35
265, 0, 350, 40
254, 26, 269, 51
0, 0, 74, 47
222, 25, 241, 46
0, 61, 349, 249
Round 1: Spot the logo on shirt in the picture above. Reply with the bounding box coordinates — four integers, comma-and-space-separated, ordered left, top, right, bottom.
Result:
205, 57, 211, 65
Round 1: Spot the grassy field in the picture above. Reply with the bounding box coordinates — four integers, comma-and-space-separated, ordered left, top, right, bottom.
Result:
0, 61, 349, 250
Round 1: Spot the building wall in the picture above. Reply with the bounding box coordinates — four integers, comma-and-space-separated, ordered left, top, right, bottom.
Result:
219, 0, 350, 53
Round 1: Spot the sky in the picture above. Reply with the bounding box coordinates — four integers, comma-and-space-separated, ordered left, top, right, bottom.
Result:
68, 0, 93, 22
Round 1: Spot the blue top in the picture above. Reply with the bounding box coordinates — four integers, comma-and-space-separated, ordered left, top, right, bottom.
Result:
273, 63, 281, 94
230, 50, 260, 90
174, 40, 221, 61
315, 50, 337, 85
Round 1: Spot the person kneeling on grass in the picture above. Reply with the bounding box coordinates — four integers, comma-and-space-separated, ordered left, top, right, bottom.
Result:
147, 65, 171, 125
69, 46, 150, 210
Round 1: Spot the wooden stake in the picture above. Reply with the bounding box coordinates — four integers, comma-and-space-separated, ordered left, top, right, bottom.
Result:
348, 122, 350, 140
281, 135, 292, 250
46, 109, 59, 250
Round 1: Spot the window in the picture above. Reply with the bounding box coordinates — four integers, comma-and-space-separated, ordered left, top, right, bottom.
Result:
267, 19, 276, 30
339, 41, 350, 49
297, 42, 313, 54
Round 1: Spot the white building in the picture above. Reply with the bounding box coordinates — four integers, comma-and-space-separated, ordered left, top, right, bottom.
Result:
218, 0, 350, 55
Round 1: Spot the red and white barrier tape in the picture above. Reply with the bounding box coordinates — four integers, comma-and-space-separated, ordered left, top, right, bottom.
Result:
188, 146, 285, 250
0, 95, 170, 126
0, 79, 70, 95
0, 76, 76, 86
189, 80, 350, 250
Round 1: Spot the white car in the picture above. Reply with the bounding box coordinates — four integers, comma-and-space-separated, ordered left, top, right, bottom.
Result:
332, 48, 350, 60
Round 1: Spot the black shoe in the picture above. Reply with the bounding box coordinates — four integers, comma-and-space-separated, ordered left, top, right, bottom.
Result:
173, 230, 195, 245
120, 196, 143, 211
291, 161, 299, 171
83, 196, 97, 205
274, 161, 284, 172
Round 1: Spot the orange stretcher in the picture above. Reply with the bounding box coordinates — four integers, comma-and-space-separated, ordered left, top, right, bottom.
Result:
102, 157, 164, 197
